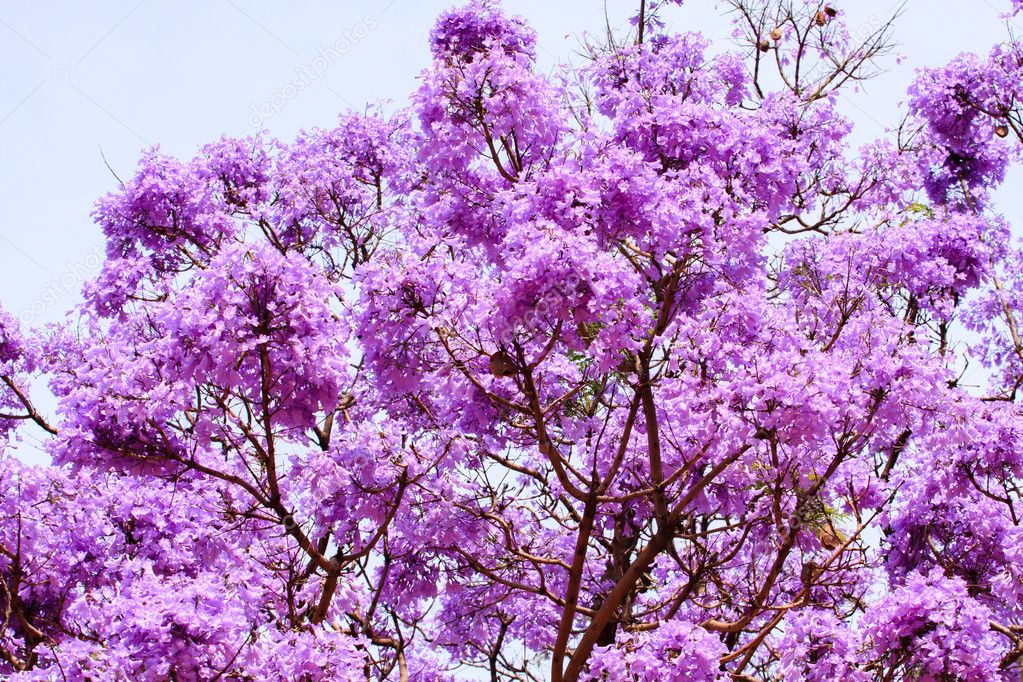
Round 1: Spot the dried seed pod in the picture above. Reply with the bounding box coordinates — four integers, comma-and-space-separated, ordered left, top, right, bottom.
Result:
616, 352, 636, 374
824, 5, 838, 17
996, 124, 1010, 138
770, 27, 783, 41
489, 350, 517, 377
757, 38, 771, 53
814, 10, 827, 26
816, 519, 842, 550
576, 320, 598, 347
596, 620, 618, 646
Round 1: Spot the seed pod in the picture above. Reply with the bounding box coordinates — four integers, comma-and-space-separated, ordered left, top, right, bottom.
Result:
757, 38, 771, 53
770, 27, 783, 41
801, 561, 820, 585
576, 320, 598, 347
616, 352, 636, 374
817, 528, 839, 550
824, 5, 838, 17
814, 10, 827, 26
596, 620, 618, 646
816, 519, 842, 550
489, 350, 517, 377
996, 124, 1010, 138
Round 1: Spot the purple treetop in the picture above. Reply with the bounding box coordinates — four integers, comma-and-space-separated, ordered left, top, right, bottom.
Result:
4, 1, 1023, 680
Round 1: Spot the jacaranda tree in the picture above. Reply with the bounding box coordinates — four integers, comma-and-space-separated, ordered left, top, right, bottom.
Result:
4, 0, 1023, 679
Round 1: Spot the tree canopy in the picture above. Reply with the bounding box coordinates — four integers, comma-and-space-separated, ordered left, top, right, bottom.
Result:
4, 1, 1023, 679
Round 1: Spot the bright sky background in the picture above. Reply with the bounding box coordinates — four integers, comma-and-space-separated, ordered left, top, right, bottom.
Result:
0, 0, 1021, 463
